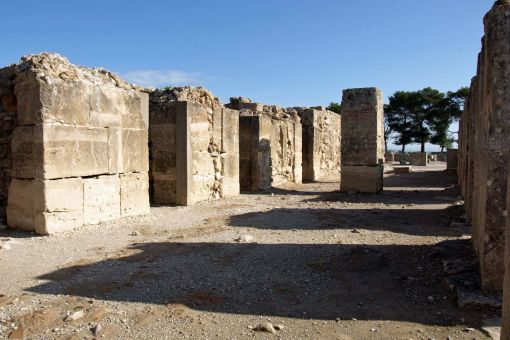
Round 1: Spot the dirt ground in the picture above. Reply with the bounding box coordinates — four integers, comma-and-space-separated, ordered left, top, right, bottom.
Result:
0, 162, 499, 339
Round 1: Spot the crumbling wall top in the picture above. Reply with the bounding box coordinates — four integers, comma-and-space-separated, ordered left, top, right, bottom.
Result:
4, 52, 138, 91
150, 86, 221, 109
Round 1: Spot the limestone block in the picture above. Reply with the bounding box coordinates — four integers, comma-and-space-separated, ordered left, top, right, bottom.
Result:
15, 76, 89, 126
12, 124, 109, 179
293, 120, 303, 184
83, 175, 120, 225
7, 178, 84, 235
140, 92, 149, 129
393, 166, 412, 174
14, 69, 146, 129
153, 178, 176, 205
504, 165, 510, 339
409, 153, 428, 166
447, 149, 458, 172
340, 165, 383, 194
120, 172, 150, 217
107, 127, 123, 174
122, 128, 149, 173
341, 88, 384, 166
385, 152, 395, 163
238, 102, 264, 111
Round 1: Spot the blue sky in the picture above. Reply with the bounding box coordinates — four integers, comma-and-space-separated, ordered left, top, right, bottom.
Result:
1, 0, 494, 151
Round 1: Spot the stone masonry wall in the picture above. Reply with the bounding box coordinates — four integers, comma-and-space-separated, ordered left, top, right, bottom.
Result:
0, 53, 150, 235
458, 0, 510, 293
0, 66, 18, 224
340, 88, 384, 193
301, 108, 341, 182
149, 87, 239, 205
229, 98, 302, 191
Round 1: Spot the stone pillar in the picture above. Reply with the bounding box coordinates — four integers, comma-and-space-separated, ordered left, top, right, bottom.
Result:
446, 149, 458, 173
340, 88, 384, 193
504, 176, 510, 339
301, 109, 341, 182
409, 153, 428, 166
1, 53, 150, 235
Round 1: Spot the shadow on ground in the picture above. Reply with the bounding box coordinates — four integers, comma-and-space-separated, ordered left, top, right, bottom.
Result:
226, 206, 468, 237
28, 240, 481, 326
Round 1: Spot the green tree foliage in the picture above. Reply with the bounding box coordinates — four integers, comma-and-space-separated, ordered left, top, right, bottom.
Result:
385, 87, 468, 152
326, 102, 341, 114
428, 87, 469, 152
384, 91, 421, 152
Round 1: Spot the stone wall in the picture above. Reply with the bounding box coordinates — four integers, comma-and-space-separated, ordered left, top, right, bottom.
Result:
300, 108, 341, 182
457, 1, 510, 293
0, 53, 150, 235
149, 87, 239, 205
409, 153, 428, 166
504, 177, 510, 339
446, 149, 458, 173
228, 98, 302, 191
340, 88, 384, 193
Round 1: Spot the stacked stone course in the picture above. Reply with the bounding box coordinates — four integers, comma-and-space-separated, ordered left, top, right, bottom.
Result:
149, 87, 239, 205
458, 1, 510, 293
340, 88, 384, 193
0, 53, 150, 235
228, 98, 302, 191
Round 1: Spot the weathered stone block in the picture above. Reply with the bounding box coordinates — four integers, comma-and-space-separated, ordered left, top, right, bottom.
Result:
83, 175, 120, 225
447, 149, 458, 172
122, 128, 149, 173
149, 89, 240, 206
340, 165, 383, 194
11, 124, 109, 179
385, 152, 395, 163
409, 153, 428, 166
238, 103, 264, 111
341, 88, 384, 166
6, 178, 83, 235
120, 172, 150, 217
301, 109, 341, 182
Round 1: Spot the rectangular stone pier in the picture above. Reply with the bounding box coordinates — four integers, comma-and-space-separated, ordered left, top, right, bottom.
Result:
457, 1, 510, 294
300, 108, 341, 182
0, 53, 150, 235
340, 87, 384, 193
149, 87, 239, 205
229, 98, 302, 191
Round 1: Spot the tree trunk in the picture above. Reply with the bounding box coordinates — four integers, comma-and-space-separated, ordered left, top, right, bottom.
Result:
402, 144, 405, 153
421, 142, 425, 153
384, 138, 388, 152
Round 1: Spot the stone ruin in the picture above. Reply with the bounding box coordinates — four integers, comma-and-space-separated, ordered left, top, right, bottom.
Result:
409, 152, 428, 166
228, 98, 302, 191
0, 53, 150, 235
149, 87, 239, 205
446, 148, 457, 173
340, 88, 384, 193
300, 108, 341, 182
457, 1, 510, 336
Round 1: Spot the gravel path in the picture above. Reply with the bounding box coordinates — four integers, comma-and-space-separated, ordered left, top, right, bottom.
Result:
0, 163, 497, 339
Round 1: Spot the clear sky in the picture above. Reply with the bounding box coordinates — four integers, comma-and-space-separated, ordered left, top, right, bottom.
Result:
0, 0, 495, 151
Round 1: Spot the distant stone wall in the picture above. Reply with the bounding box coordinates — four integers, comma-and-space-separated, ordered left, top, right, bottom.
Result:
229, 98, 301, 191
458, 2, 510, 295
408, 153, 428, 166
149, 87, 239, 205
340, 88, 384, 193
0, 53, 149, 235
301, 108, 341, 182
